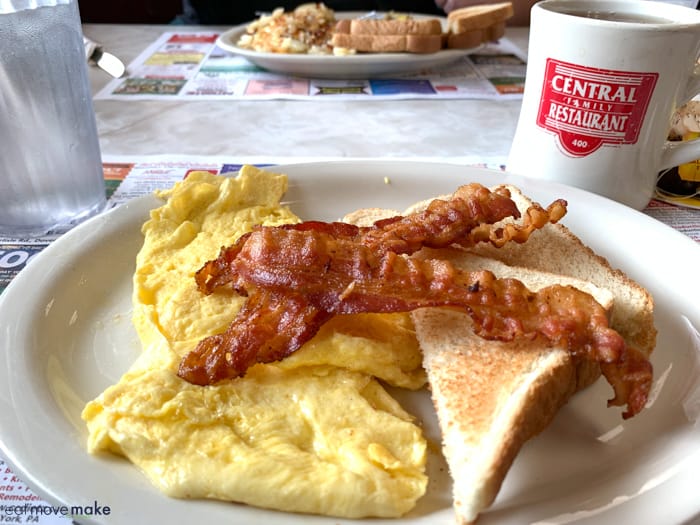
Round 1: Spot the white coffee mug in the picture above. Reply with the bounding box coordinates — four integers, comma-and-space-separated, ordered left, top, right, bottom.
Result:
507, 0, 700, 210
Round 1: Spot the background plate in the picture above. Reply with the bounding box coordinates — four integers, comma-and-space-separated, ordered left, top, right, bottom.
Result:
0, 161, 699, 525
216, 13, 479, 79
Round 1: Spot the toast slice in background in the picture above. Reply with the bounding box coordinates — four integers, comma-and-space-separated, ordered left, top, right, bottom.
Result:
447, 2, 514, 33
332, 33, 443, 54
332, 17, 443, 53
445, 2, 513, 48
331, 5, 511, 53
445, 29, 482, 50
444, 22, 506, 49
348, 18, 443, 35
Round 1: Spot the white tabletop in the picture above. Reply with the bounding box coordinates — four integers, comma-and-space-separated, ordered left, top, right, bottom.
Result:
82, 23, 529, 160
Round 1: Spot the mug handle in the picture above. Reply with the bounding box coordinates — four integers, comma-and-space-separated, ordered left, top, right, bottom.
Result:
660, 63, 700, 171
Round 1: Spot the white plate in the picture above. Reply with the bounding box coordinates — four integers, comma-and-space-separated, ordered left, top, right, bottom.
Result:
1, 161, 699, 525
216, 13, 479, 79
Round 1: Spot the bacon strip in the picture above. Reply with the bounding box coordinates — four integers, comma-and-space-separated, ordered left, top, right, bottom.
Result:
177, 183, 651, 419
195, 184, 565, 295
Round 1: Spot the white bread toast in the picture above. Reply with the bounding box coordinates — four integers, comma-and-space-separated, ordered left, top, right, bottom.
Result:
344, 184, 655, 524
332, 17, 443, 54
347, 18, 443, 36
332, 32, 444, 53
447, 2, 514, 33
330, 4, 511, 54
445, 2, 513, 48
446, 22, 506, 49
410, 251, 611, 525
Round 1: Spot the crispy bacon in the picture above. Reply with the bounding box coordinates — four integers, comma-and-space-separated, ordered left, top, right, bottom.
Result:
177, 183, 651, 419
195, 184, 565, 295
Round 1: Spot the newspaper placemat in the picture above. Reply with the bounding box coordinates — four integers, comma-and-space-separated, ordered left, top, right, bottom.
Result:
94, 32, 527, 101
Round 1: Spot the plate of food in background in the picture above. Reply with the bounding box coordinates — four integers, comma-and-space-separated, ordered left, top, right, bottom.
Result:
215, 3, 514, 78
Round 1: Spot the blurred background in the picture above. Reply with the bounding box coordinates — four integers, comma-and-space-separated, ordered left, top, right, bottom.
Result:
78, 0, 183, 23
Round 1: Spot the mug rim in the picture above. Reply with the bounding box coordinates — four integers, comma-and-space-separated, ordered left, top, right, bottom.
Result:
534, 0, 700, 27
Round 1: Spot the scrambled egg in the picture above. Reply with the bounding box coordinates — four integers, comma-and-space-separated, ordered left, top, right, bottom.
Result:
237, 3, 337, 55
82, 167, 427, 518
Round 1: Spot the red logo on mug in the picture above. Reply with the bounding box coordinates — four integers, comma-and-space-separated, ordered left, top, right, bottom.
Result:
536, 59, 658, 157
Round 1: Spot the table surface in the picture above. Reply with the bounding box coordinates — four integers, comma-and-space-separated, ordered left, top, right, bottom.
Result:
81, 23, 530, 160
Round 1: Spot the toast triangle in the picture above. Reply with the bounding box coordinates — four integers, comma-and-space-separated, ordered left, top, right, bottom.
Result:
409, 250, 612, 524
342, 183, 653, 524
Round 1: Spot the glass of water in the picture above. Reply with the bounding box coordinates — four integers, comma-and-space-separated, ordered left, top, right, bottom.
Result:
0, 0, 106, 237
